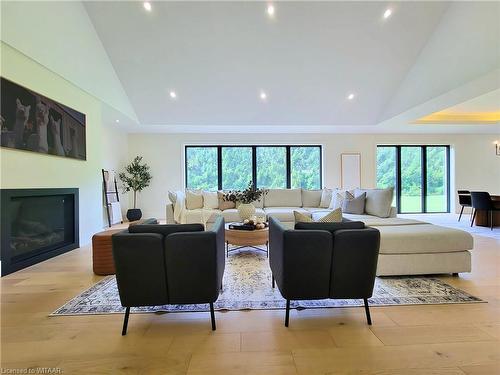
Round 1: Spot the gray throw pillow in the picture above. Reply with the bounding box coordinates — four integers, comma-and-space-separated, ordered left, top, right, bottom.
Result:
342, 192, 366, 214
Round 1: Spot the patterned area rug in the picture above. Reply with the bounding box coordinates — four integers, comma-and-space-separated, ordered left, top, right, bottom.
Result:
51, 249, 483, 316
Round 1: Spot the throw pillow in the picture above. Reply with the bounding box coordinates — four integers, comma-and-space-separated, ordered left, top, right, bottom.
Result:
329, 191, 345, 209
316, 208, 343, 222
342, 192, 365, 214
293, 210, 313, 223
218, 191, 236, 211
319, 189, 332, 208
168, 191, 177, 205
186, 190, 203, 210
294, 208, 342, 223
203, 191, 219, 209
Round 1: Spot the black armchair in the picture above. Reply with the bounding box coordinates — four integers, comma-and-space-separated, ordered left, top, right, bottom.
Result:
269, 218, 380, 327
112, 217, 225, 335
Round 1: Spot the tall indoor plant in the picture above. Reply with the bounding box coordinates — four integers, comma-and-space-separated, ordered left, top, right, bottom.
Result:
119, 156, 152, 221
224, 181, 267, 220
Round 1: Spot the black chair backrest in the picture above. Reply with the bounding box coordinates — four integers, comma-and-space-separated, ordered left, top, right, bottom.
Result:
470, 192, 493, 211
457, 190, 471, 206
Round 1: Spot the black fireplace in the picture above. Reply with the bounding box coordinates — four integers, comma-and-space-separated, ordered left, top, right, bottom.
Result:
1, 188, 79, 276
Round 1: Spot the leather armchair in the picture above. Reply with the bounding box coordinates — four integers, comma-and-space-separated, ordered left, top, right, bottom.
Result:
112, 217, 225, 334
269, 217, 380, 327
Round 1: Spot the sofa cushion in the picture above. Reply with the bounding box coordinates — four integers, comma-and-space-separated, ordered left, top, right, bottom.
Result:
265, 207, 309, 222
301, 189, 322, 207
203, 191, 219, 209
375, 224, 474, 254
354, 188, 394, 218
330, 191, 345, 209
264, 189, 302, 207
218, 191, 236, 210
319, 189, 333, 208
343, 192, 365, 214
186, 190, 203, 210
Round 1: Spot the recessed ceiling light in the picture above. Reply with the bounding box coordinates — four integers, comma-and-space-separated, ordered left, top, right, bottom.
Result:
143, 2, 152, 12
169, 91, 177, 99
260, 91, 267, 100
267, 4, 275, 17
115, 119, 120, 123
383, 8, 392, 19
347, 93, 355, 100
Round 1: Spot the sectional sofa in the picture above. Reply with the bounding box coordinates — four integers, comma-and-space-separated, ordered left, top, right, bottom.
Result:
166, 188, 473, 276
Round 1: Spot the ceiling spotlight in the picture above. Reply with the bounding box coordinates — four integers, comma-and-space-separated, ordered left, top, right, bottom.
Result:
260, 91, 267, 100
169, 91, 177, 99
383, 8, 392, 19
115, 119, 120, 123
347, 93, 355, 100
143, 2, 152, 12
267, 4, 275, 17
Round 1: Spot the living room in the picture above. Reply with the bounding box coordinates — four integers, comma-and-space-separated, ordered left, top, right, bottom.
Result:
1, 1, 499, 374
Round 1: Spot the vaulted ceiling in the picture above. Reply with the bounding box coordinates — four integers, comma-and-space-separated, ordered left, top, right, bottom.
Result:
2, 1, 499, 132
83, 1, 499, 130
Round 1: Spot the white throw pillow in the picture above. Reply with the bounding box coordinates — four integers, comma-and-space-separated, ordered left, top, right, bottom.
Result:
186, 190, 204, 210
168, 190, 177, 205
319, 189, 332, 208
203, 191, 219, 209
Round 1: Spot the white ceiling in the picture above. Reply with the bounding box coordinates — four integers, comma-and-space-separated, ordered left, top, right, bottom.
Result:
84, 1, 458, 128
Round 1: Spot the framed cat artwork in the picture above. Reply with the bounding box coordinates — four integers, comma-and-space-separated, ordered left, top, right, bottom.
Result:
0, 77, 86, 160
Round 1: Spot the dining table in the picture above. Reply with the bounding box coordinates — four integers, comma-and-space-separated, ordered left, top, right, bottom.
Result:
474, 194, 500, 227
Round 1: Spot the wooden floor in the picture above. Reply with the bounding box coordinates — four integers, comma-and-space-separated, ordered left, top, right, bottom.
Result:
1, 233, 499, 374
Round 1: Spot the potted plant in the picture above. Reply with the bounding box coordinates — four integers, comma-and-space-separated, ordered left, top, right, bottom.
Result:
119, 156, 152, 221
224, 181, 267, 220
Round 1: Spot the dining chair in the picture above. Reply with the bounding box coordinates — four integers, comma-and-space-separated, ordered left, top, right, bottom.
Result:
457, 190, 472, 222
470, 192, 500, 230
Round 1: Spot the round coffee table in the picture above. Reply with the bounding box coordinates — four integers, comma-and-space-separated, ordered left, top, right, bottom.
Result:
225, 222, 269, 257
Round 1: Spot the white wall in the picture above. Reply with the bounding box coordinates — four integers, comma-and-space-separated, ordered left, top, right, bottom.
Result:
128, 132, 500, 219
0, 42, 107, 244
0, 1, 137, 121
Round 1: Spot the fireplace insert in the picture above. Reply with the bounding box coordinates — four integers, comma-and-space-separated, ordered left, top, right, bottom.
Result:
1, 188, 79, 276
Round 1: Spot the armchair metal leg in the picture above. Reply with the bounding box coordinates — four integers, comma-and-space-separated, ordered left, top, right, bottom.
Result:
285, 299, 290, 327
470, 209, 477, 227
122, 307, 130, 336
272, 275, 275, 288
210, 302, 216, 331
458, 206, 464, 222
363, 298, 372, 325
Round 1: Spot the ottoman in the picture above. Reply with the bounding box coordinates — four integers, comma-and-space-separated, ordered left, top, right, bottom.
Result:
92, 229, 122, 275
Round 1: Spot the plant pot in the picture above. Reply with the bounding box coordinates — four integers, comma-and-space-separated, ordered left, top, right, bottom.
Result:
126, 208, 142, 222
238, 203, 256, 221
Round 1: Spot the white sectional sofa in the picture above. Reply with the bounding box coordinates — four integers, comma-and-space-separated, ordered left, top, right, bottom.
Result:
166, 188, 473, 276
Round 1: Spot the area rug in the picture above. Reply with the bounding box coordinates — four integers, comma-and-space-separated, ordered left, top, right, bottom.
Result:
51, 249, 483, 316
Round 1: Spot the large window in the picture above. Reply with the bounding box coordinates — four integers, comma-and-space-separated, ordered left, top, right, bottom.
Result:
185, 147, 219, 191
185, 145, 322, 191
376, 145, 450, 213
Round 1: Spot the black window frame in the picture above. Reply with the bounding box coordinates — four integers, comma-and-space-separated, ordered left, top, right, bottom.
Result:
376, 145, 451, 214
185, 145, 323, 190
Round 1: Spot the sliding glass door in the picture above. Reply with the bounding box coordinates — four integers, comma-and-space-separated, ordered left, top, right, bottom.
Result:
400, 147, 422, 213
376, 145, 450, 213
